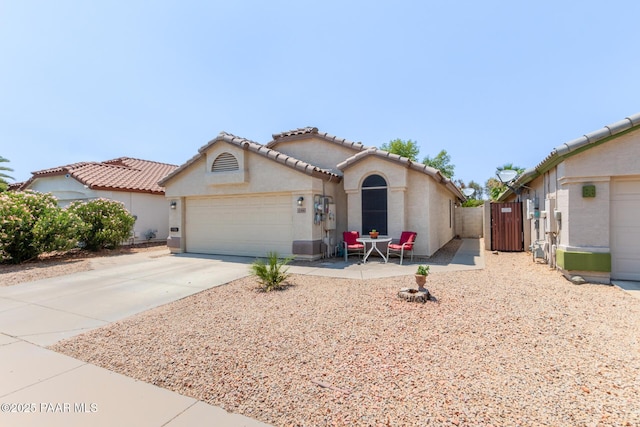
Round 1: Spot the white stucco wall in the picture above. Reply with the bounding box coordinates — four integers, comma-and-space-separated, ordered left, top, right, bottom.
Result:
27, 175, 99, 206
108, 191, 170, 242
26, 175, 169, 243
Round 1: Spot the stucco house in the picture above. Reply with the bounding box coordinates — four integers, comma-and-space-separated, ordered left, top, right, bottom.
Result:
17, 157, 178, 243
499, 112, 640, 283
160, 127, 465, 260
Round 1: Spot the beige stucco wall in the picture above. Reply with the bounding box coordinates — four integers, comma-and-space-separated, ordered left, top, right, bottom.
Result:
341, 156, 458, 257
455, 205, 484, 238
164, 139, 344, 257
269, 137, 362, 171
342, 156, 409, 235
428, 181, 456, 256
509, 127, 640, 282
555, 130, 640, 252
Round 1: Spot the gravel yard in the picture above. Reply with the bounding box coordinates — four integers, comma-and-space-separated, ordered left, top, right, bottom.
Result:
52, 250, 640, 426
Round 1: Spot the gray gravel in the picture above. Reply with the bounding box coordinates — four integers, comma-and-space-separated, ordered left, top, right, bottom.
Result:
52, 251, 640, 426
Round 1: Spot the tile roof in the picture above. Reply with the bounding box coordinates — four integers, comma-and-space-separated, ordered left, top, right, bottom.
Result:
23, 157, 178, 195
159, 132, 342, 186
497, 112, 640, 201
337, 148, 466, 200
267, 127, 367, 152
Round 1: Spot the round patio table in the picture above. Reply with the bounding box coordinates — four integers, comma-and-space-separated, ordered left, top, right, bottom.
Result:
356, 236, 392, 263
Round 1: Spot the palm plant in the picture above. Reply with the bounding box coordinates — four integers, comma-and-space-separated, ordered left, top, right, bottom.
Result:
250, 252, 294, 292
0, 156, 14, 192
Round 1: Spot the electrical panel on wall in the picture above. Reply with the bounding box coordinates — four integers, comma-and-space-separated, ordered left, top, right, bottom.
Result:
526, 199, 535, 219
325, 204, 336, 230
544, 198, 555, 232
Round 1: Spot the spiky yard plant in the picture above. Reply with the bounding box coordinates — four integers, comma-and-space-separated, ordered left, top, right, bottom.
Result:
250, 251, 294, 292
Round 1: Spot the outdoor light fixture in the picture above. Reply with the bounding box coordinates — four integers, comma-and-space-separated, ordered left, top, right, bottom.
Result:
170, 201, 177, 209
297, 196, 304, 206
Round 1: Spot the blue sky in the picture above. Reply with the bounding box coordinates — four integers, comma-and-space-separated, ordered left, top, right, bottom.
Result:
2, 0, 639, 193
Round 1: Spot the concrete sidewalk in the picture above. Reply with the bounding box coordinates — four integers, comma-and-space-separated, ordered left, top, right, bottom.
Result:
0, 239, 484, 427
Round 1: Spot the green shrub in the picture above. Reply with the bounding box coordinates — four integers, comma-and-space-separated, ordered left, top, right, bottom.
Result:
0, 191, 81, 263
32, 207, 85, 254
69, 198, 135, 251
416, 265, 430, 276
250, 252, 294, 292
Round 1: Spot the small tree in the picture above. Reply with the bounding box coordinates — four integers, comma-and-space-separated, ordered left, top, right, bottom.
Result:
0, 191, 81, 263
69, 199, 135, 251
423, 149, 455, 179
379, 139, 420, 161
250, 252, 293, 292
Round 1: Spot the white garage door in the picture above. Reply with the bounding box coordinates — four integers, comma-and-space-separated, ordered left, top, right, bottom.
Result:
185, 194, 293, 257
611, 179, 640, 280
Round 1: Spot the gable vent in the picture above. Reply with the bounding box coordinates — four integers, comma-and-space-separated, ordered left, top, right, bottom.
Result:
212, 152, 239, 172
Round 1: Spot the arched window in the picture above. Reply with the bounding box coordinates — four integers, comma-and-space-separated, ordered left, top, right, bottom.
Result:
361, 174, 388, 235
211, 152, 239, 172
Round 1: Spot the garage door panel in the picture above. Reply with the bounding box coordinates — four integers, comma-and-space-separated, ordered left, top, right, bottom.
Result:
186, 195, 293, 257
611, 179, 640, 281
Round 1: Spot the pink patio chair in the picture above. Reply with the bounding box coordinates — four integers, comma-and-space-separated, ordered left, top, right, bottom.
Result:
387, 231, 417, 265
343, 231, 365, 262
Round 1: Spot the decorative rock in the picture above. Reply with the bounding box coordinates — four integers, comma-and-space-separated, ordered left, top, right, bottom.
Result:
570, 275, 587, 285
398, 287, 431, 303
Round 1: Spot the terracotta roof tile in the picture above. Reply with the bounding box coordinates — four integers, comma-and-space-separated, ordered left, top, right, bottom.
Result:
271, 127, 319, 140
159, 132, 342, 186
266, 127, 367, 152
28, 157, 178, 194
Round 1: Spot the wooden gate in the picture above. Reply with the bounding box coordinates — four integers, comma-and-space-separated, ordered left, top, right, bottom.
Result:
491, 202, 524, 251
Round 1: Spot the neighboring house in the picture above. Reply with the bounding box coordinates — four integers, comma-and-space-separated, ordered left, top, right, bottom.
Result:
499, 113, 640, 283
160, 127, 465, 260
17, 157, 178, 243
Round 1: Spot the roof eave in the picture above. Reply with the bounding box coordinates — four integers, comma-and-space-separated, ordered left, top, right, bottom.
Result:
497, 112, 640, 202
338, 148, 465, 200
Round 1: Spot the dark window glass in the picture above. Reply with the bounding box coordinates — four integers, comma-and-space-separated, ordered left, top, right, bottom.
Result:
363, 174, 387, 188
362, 175, 387, 234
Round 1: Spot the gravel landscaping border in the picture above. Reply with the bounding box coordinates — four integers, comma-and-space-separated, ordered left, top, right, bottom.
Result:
52, 250, 640, 426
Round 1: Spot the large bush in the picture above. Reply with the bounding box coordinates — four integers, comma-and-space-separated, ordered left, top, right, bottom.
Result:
68, 198, 135, 251
0, 191, 82, 263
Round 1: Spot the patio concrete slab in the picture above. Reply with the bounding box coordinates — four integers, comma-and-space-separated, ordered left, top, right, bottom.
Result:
289, 238, 485, 279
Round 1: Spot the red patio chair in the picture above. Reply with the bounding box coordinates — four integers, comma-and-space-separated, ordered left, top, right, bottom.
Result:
387, 231, 417, 265
343, 231, 364, 262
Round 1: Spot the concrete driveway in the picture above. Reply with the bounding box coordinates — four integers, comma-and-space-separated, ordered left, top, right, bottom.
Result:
0, 250, 270, 427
